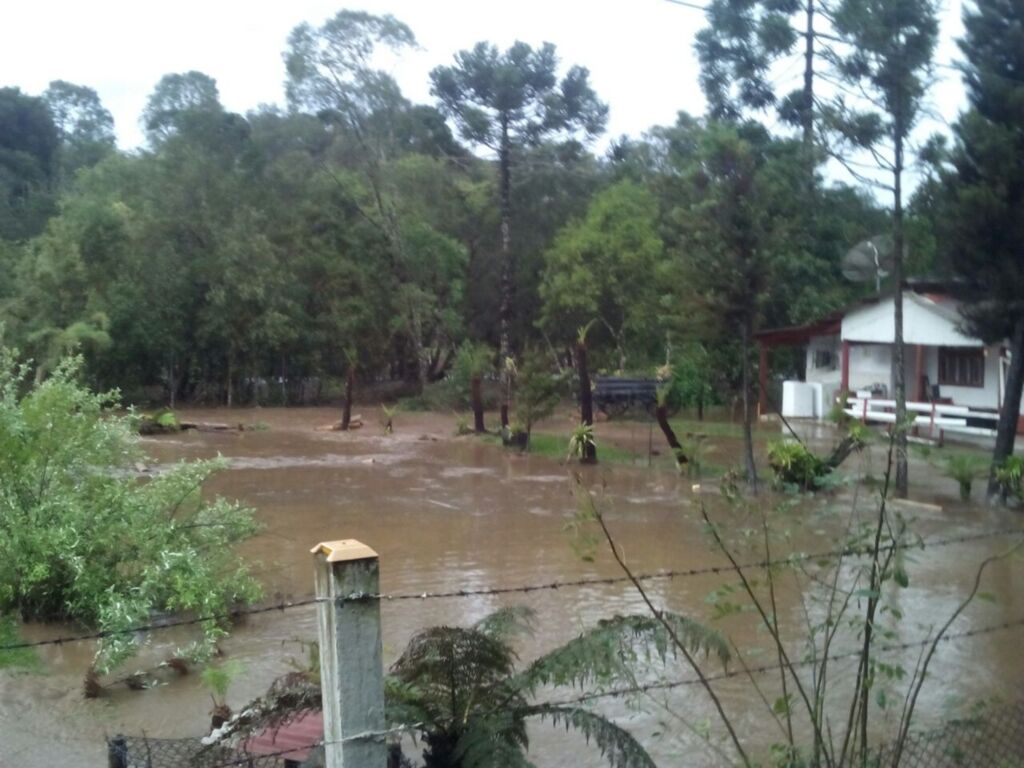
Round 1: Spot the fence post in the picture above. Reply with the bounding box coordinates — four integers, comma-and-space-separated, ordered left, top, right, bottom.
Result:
107, 735, 128, 768
311, 539, 387, 768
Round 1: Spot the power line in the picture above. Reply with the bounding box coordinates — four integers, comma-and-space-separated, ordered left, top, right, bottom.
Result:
5, 527, 1022, 652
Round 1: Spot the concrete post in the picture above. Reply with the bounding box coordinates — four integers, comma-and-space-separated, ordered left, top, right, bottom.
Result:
311, 539, 386, 768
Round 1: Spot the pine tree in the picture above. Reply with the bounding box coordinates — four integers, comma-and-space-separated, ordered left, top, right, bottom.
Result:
828, 0, 940, 498
945, 0, 1024, 502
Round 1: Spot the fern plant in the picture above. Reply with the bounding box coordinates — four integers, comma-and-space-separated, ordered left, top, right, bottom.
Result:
941, 453, 987, 501
386, 605, 729, 768
995, 455, 1024, 502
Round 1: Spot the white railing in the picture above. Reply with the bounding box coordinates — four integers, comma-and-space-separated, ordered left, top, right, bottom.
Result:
844, 397, 999, 439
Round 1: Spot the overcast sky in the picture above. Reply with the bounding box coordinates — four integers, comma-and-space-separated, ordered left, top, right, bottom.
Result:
2, 0, 968, 160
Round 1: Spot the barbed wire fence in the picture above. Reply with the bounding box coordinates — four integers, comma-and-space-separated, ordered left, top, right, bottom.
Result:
6, 525, 1021, 766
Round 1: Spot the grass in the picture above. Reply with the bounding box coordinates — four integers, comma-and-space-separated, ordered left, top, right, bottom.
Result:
0, 615, 39, 671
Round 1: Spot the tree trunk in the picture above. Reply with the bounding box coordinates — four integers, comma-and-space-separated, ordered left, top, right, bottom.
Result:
226, 351, 233, 408
341, 367, 355, 431
801, 0, 816, 154
471, 374, 485, 433
498, 116, 513, 429
893, 121, 909, 497
576, 339, 597, 464
168, 356, 177, 409
988, 317, 1024, 503
741, 319, 759, 490
655, 403, 687, 470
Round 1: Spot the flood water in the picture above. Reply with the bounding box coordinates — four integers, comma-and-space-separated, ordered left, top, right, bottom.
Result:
2, 407, 1023, 767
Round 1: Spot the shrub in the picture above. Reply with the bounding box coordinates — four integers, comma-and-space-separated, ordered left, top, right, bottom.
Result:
995, 455, 1023, 502
942, 453, 988, 501
768, 440, 829, 490
0, 349, 261, 673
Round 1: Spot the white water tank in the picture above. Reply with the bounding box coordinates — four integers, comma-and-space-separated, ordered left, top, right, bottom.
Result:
782, 381, 816, 418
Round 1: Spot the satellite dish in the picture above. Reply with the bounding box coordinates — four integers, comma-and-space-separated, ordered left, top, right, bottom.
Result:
843, 235, 897, 293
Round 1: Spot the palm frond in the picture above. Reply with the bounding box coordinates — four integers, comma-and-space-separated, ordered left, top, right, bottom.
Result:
474, 605, 536, 643
453, 712, 534, 768
528, 704, 657, 768
518, 612, 730, 693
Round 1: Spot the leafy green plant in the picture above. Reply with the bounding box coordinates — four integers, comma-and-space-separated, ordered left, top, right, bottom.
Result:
942, 453, 988, 501
567, 422, 596, 463
386, 605, 726, 768
512, 349, 562, 448
201, 659, 245, 727
381, 404, 396, 434
768, 440, 829, 491
995, 456, 1023, 502
0, 349, 261, 675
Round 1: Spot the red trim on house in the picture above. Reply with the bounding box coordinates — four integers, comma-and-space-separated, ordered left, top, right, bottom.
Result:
841, 341, 850, 393
1018, 415, 1024, 436
755, 316, 842, 347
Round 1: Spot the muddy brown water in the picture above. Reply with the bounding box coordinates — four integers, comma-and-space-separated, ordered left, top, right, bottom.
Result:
2, 407, 1023, 767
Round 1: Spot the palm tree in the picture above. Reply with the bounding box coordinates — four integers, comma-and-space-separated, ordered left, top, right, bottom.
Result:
385, 606, 730, 768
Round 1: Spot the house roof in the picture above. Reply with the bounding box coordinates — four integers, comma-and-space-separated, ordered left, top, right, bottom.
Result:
241, 710, 323, 762
842, 292, 980, 346
756, 291, 982, 348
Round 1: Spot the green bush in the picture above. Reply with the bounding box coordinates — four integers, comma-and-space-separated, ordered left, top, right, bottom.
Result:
995, 455, 1024, 502
0, 350, 261, 673
768, 440, 829, 490
942, 453, 988, 501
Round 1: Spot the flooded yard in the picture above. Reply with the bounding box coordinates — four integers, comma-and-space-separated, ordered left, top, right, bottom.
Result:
3, 407, 1023, 767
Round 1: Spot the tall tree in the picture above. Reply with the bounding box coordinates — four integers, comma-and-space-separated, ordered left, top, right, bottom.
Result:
286, 11, 467, 389
43, 80, 116, 179
142, 71, 223, 143
539, 180, 666, 371
0, 87, 58, 240
431, 42, 608, 426
694, 0, 837, 165
666, 119, 806, 489
944, 0, 1024, 503
829, 0, 940, 498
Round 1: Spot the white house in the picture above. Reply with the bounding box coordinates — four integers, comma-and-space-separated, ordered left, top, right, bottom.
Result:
756, 291, 1023, 438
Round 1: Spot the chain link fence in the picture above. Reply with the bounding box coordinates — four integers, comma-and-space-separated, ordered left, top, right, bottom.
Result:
877, 700, 1024, 768
106, 735, 293, 768
109, 700, 1024, 767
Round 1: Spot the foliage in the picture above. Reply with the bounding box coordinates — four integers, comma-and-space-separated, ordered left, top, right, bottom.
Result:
0, 350, 261, 673
201, 659, 245, 705
0, 615, 38, 671
387, 604, 724, 767
567, 422, 596, 462
513, 349, 562, 440
539, 180, 666, 367
939, 0, 1024, 499
941, 453, 988, 502
767, 440, 829, 491
994, 456, 1023, 503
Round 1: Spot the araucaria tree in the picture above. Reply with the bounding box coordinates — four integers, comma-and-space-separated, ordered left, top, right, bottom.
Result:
943, 0, 1024, 503
829, 0, 939, 498
431, 42, 608, 426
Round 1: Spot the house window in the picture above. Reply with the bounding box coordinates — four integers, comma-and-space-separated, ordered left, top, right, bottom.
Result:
938, 347, 985, 388
813, 349, 835, 370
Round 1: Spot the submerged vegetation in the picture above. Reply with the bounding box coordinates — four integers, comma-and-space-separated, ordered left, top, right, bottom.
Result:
0, 348, 260, 674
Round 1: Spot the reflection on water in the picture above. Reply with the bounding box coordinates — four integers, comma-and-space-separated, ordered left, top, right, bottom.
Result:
2, 407, 1022, 767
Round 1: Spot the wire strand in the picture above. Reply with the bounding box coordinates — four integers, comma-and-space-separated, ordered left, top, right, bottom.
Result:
5, 527, 1022, 651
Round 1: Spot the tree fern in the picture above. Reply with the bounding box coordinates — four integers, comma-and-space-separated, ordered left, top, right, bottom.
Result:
519, 612, 730, 694
528, 705, 658, 768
